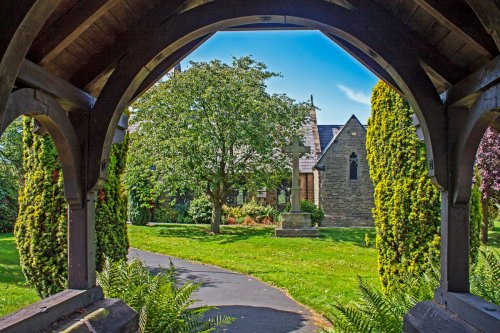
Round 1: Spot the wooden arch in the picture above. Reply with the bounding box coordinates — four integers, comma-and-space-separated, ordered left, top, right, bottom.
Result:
3, 88, 82, 205
88, 0, 447, 191
0, 0, 62, 132
453, 83, 500, 205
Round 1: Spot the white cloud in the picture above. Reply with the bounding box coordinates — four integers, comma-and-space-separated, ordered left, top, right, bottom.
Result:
337, 84, 371, 106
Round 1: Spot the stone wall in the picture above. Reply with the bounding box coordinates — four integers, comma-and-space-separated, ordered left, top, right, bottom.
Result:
317, 117, 374, 227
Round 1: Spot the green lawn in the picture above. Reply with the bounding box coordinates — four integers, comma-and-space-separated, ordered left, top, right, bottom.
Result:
129, 224, 379, 317
0, 233, 39, 317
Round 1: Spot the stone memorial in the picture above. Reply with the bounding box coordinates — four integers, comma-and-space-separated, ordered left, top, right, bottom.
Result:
276, 136, 319, 237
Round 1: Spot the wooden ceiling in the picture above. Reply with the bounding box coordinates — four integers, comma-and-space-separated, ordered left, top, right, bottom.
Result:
21, 0, 500, 100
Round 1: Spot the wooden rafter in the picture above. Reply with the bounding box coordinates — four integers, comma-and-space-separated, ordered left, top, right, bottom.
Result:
465, 0, 500, 52
16, 59, 95, 111
69, 0, 188, 90
346, 0, 466, 84
413, 0, 496, 57
28, 0, 121, 66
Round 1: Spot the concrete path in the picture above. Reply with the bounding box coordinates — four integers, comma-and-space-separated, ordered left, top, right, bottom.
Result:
128, 248, 319, 333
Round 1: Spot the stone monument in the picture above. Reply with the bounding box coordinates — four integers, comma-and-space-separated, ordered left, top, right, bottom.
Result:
276, 136, 319, 237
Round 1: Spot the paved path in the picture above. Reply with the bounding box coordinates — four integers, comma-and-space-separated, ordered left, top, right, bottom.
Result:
129, 248, 319, 333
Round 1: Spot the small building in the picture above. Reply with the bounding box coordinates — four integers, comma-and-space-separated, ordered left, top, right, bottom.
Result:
299, 99, 374, 227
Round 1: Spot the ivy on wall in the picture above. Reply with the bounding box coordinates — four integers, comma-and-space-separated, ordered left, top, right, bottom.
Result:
15, 117, 129, 296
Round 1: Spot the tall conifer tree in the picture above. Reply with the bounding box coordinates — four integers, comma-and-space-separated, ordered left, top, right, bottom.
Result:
15, 118, 129, 296
366, 82, 441, 291
15, 118, 68, 297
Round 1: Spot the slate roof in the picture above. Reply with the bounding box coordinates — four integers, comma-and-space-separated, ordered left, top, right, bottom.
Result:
318, 125, 343, 152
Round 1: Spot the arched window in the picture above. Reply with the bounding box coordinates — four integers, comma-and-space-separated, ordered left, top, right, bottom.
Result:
349, 152, 358, 180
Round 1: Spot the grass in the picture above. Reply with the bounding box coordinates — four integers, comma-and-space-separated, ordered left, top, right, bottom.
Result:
128, 224, 379, 317
0, 233, 39, 317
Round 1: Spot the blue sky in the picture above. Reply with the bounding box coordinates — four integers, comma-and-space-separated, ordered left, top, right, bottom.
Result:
181, 30, 378, 125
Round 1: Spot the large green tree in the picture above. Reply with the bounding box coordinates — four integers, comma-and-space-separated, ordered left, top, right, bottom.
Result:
0, 119, 23, 232
366, 82, 441, 291
15, 118, 129, 296
128, 57, 309, 233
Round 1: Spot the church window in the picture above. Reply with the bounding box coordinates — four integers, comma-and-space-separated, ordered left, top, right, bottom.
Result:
349, 152, 358, 180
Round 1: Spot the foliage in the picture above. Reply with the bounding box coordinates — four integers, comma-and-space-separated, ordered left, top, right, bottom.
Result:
471, 250, 500, 305
15, 118, 68, 297
364, 233, 371, 248
128, 188, 153, 225
95, 134, 130, 270
284, 200, 325, 225
469, 171, 482, 266
329, 251, 500, 332
476, 127, 500, 203
154, 204, 191, 224
188, 195, 213, 224
327, 265, 439, 333
476, 126, 500, 243
16, 117, 129, 296
97, 258, 233, 333
129, 56, 310, 233
0, 119, 23, 232
366, 81, 441, 291
129, 225, 379, 316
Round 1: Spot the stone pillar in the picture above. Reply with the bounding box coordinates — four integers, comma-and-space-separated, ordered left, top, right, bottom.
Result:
68, 191, 97, 289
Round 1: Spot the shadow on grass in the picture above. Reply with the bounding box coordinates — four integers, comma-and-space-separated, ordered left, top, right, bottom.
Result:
153, 224, 275, 244
137, 224, 376, 248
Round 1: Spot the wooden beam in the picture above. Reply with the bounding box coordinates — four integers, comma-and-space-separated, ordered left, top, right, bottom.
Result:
414, 0, 496, 57
465, 0, 500, 51
131, 34, 213, 103
445, 55, 500, 107
16, 59, 95, 110
28, 0, 121, 65
323, 32, 402, 95
69, 0, 187, 90
346, 0, 466, 85
0, 0, 61, 131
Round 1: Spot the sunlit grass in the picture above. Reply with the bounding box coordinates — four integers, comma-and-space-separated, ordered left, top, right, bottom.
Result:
128, 224, 379, 316
0, 233, 39, 317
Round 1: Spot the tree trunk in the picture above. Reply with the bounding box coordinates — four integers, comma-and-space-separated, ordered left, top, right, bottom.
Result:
481, 197, 489, 244
211, 200, 222, 234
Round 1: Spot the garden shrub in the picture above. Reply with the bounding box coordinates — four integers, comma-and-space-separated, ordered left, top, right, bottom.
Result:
284, 200, 324, 225
366, 82, 441, 291
16, 118, 129, 296
97, 258, 234, 333
15, 118, 68, 297
128, 189, 152, 225
223, 200, 280, 225
95, 134, 129, 270
154, 205, 178, 223
188, 195, 212, 224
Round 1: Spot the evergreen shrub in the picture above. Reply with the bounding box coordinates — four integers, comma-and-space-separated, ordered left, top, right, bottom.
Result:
366, 82, 441, 291
188, 195, 212, 224
469, 172, 482, 266
284, 200, 324, 225
15, 118, 68, 297
15, 118, 129, 296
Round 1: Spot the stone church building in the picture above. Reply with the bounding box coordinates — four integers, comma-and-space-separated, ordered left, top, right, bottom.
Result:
299, 101, 374, 227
